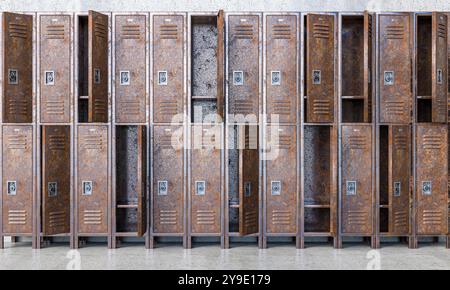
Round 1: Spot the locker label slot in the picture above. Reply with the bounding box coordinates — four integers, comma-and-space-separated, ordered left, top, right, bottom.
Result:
158, 180, 168, 196
158, 71, 168, 86
48, 182, 58, 197
233, 70, 244, 86
44, 71, 55, 86
422, 181, 432, 195
120, 70, 130, 86
8, 69, 18, 85
384, 71, 394, 86
312, 70, 321, 85
271, 181, 281, 196
196, 181, 206, 196
346, 181, 357, 196
82, 181, 93, 196
271, 71, 281, 86
7, 181, 17, 196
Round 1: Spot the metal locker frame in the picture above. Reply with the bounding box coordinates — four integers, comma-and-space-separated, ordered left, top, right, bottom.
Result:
300, 12, 338, 249
73, 11, 112, 249
0, 12, 37, 249
111, 12, 149, 249
262, 12, 300, 249
148, 12, 188, 249
224, 12, 263, 249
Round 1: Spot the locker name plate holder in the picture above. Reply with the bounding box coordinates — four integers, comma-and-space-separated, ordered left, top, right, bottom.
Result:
313, 70, 321, 85
120, 71, 130, 86
346, 181, 357, 196
48, 182, 58, 197
271, 71, 281, 86
45, 71, 55, 86
437, 69, 443, 85
8, 69, 18, 85
384, 71, 394, 86
271, 181, 281, 196
196, 181, 206, 196
233, 71, 244, 86
94, 69, 101, 84
7, 181, 17, 196
422, 181, 432, 196
82, 181, 93, 196
393, 181, 401, 197
158, 180, 168, 196
158, 71, 168, 86
244, 181, 251, 197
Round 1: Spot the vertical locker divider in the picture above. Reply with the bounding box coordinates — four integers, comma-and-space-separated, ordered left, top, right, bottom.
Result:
0, 12, 3, 249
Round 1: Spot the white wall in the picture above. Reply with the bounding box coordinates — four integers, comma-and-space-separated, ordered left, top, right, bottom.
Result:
0, 0, 449, 13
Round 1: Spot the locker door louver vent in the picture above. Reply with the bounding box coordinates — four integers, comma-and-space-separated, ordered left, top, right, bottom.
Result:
394, 210, 408, 228
273, 100, 292, 115
8, 210, 27, 225
394, 134, 407, 150
275, 135, 292, 150
244, 210, 258, 228
49, 134, 66, 151
438, 23, 447, 39
385, 101, 406, 115
8, 99, 29, 117
49, 211, 66, 228
121, 24, 141, 40
119, 100, 140, 116
94, 21, 107, 39
9, 22, 27, 39
422, 210, 443, 225
271, 210, 291, 225
7, 134, 28, 150
159, 24, 178, 40
159, 210, 177, 225
82, 134, 104, 150
45, 100, 65, 115
312, 100, 331, 116
46, 24, 65, 40
272, 24, 291, 40
195, 210, 215, 225
346, 210, 368, 225
94, 99, 107, 117
83, 210, 102, 225
231, 99, 253, 114
422, 135, 443, 150
158, 101, 178, 116
234, 24, 254, 39
385, 25, 405, 40
348, 136, 368, 150
313, 23, 330, 39
159, 135, 173, 149
368, 17, 373, 38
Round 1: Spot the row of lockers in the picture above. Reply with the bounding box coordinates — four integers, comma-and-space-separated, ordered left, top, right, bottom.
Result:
1, 123, 448, 249
1, 11, 449, 125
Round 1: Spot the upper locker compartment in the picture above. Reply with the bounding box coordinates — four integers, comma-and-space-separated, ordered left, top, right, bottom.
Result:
3, 12, 33, 123
191, 11, 225, 123
379, 13, 412, 124
40, 15, 71, 123
416, 13, 448, 123
266, 15, 298, 124
306, 14, 335, 123
153, 15, 185, 124
78, 11, 109, 123
114, 15, 146, 123
228, 15, 260, 122
341, 13, 373, 123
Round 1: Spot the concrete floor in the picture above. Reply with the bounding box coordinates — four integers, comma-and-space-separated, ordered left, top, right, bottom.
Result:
0, 242, 449, 270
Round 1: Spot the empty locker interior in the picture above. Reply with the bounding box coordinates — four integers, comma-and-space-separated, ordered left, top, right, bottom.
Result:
304, 125, 336, 234
115, 126, 146, 235
2, 12, 33, 123
41, 126, 70, 236
190, 13, 224, 122
341, 15, 371, 123
416, 13, 448, 123
378, 125, 411, 235
77, 11, 108, 123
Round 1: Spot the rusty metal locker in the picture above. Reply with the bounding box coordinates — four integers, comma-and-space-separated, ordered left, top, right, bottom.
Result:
114, 15, 146, 123
88, 11, 109, 123
228, 15, 260, 120
379, 14, 411, 124
152, 125, 184, 234
153, 15, 184, 124
2, 13, 33, 123
306, 14, 335, 123
341, 125, 373, 234
2, 126, 33, 234
77, 125, 108, 234
431, 13, 448, 123
40, 15, 71, 123
238, 125, 259, 236
266, 15, 297, 124
190, 125, 222, 235
265, 125, 297, 234
416, 124, 448, 235
42, 126, 70, 235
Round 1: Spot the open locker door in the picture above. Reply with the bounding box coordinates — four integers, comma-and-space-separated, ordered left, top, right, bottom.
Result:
2, 12, 33, 123
363, 12, 373, 123
42, 126, 70, 235
432, 12, 448, 123
216, 10, 225, 120
136, 126, 147, 237
238, 125, 259, 236
88, 10, 108, 123
306, 14, 335, 123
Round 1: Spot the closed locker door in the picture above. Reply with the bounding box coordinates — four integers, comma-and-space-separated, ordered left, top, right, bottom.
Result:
3, 13, 33, 123
389, 126, 411, 235
40, 15, 71, 123
416, 125, 448, 235
306, 14, 335, 123
153, 15, 184, 123
2, 126, 33, 234
266, 15, 297, 124
191, 125, 222, 234
77, 125, 108, 234
42, 126, 70, 235
228, 15, 260, 121
379, 14, 411, 123
115, 15, 146, 123
153, 125, 184, 234
238, 125, 259, 236
266, 125, 297, 234
88, 11, 109, 123
342, 125, 372, 234
432, 13, 448, 123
